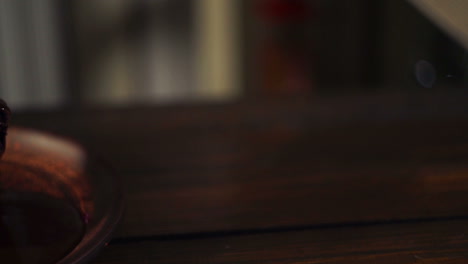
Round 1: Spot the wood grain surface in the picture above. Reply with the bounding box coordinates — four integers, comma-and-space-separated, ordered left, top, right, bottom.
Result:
12, 94, 468, 263
94, 219, 468, 264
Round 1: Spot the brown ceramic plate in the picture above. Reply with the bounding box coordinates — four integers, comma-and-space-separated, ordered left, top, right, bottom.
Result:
0, 128, 123, 264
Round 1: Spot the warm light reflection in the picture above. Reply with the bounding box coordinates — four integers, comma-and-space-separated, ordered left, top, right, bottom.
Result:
0, 128, 94, 217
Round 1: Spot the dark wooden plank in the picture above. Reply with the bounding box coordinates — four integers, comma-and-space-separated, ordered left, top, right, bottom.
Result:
12, 91, 468, 138
115, 157, 468, 237
11, 92, 468, 172
10, 97, 468, 237
93, 219, 468, 263
103, 117, 468, 237
12, 104, 468, 174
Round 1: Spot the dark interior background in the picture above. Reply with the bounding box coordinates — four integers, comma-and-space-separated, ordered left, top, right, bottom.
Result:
0, 0, 465, 111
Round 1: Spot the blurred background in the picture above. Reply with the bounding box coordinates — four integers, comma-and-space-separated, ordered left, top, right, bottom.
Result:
0, 0, 466, 110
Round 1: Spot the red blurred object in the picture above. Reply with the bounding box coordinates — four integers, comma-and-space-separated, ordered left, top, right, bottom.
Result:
257, 0, 310, 22
254, 0, 315, 96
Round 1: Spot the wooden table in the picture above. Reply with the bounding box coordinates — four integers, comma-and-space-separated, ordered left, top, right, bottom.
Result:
13, 93, 468, 263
